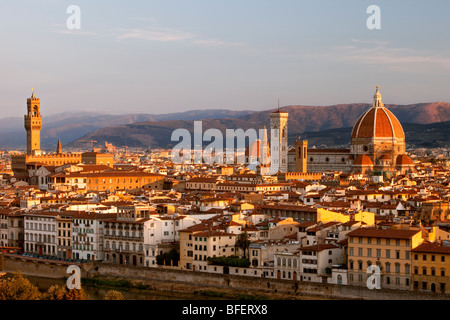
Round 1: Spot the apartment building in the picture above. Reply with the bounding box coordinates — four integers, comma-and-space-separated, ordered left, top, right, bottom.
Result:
411, 241, 450, 294
103, 205, 153, 266
144, 214, 200, 267
56, 214, 72, 259
347, 227, 424, 290
179, 228, 236, 272
24, 212, 58, 256
273, 243, 345, 282
72, 212, 113, 261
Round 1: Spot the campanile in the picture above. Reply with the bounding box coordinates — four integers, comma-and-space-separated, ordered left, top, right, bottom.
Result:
24, 88, 42, 156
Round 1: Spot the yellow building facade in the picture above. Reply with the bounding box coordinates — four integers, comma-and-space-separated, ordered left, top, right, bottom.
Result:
411, 241, 450, 294
347, 227, 424, 290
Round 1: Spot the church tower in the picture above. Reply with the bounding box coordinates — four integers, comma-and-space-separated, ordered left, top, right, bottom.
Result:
295, 138, 308, 173
24, 89, 42, 156
270, 102, 289, 173
56, 138, 63, 154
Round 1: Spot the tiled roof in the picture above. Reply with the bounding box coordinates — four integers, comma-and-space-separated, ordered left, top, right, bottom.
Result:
347, 227, 420, 239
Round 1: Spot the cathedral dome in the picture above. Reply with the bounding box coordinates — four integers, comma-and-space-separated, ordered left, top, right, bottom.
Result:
351, 86, 405, 140
353, 154, 374, 166
395, 154, 414, 166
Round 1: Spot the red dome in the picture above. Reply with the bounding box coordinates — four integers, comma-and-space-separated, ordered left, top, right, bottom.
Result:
351, 107, 404, 140
353, 154, 374, 166
351, 86, 404, 140
396, 154, 414, 166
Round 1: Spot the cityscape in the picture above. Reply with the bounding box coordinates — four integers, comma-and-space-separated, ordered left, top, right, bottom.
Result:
0, 0, 450, 311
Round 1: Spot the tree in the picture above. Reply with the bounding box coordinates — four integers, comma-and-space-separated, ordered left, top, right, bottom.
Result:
235, 232, 251, 259
45, 284, 88, 300
156, 249, 180, 266
0, 271, 42, 300
104, 290, 126, 300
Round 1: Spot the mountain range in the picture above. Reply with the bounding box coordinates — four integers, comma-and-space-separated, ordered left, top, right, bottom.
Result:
0, 109, 254, 150
67, 102, 450, 150
1, 102, 449, 150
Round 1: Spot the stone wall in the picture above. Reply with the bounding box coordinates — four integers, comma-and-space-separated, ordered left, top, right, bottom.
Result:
2, 253, 449, 300
0, 253, 94, 279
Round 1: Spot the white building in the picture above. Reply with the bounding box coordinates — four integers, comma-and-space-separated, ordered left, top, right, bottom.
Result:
72, 212, 113, 261
144, 214, 201, 267
24, 211, 58, 256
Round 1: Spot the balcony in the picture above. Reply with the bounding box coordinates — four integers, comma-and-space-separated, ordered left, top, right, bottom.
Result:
104, 247, 144, 254
104, 234, 143, 241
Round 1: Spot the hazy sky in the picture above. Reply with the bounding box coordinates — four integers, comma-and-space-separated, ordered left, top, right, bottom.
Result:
0, 0, 449, 117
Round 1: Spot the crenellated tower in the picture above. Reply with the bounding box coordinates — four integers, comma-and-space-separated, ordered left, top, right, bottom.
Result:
24, 88, 42, 156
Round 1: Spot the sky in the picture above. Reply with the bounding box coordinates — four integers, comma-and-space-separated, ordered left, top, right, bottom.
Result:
0, 0, 449, 117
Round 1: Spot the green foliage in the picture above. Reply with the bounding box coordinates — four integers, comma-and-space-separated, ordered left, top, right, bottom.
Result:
156, 249, 179, 266
82, 277, 131, 289
235, 232, 251, 258
207, 256, 250, 268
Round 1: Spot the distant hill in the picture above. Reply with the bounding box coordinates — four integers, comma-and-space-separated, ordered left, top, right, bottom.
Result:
291, 121, 450, 149
68, 102, 450, 149
0, 109, 255, 150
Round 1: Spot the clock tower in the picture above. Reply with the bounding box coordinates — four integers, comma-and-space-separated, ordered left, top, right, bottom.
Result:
24, 88, 42, 156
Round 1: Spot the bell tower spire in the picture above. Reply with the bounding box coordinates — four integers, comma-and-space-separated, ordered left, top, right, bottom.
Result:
56, 138, 63, 154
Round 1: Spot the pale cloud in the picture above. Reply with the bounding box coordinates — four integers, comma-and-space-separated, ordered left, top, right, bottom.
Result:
116, 25, 245, 48
333, 39, 450, 71
116, 26, 195, 42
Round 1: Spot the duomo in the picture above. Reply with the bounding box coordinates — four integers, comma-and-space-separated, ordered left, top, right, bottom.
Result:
248, 86, 416, 176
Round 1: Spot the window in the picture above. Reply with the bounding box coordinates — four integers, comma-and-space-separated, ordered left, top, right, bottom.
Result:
358, 248, 363, 257
386, 249, 391, 259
